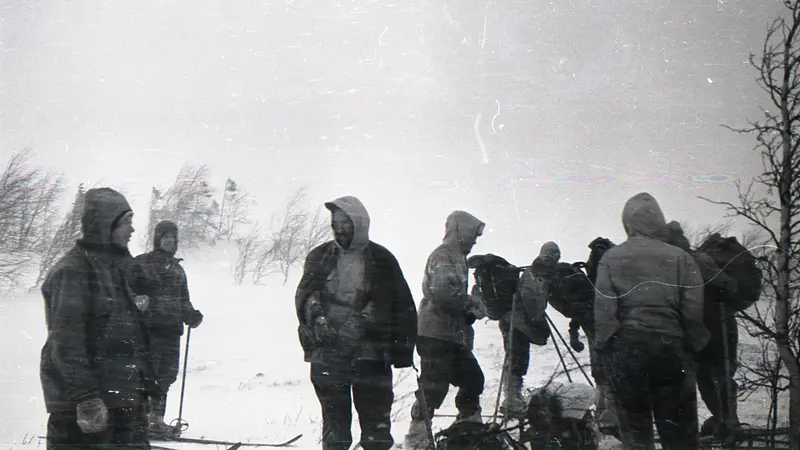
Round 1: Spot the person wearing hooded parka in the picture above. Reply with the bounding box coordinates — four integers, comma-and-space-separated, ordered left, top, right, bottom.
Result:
593, 192, 709, 450
127, 220, 204, 438
405, 210, 488, 450
40, 187, 156, 448
295, 196, 418, 450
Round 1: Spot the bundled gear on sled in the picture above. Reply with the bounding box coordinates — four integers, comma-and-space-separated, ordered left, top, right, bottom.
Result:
521, 382, 599, 450
433, 421, 519, 450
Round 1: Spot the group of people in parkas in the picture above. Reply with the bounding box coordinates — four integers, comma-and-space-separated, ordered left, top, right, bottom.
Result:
40, 187, 203, 448
296, 191, 743, 450
38, 187, 742, 450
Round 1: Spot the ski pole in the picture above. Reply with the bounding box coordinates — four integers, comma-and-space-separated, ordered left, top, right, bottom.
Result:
492, 295, 517, 424
547, 317, 573, 384
175, 327, 192, 432
545, 313, 594, 387
412, 363, 436, 450
720, 303, 735, 429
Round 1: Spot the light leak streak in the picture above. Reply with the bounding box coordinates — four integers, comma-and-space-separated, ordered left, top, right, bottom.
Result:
480, 6, 489, 49
378, 27, 389, 46
489, 99, 501, 135
474, 113, 489, 164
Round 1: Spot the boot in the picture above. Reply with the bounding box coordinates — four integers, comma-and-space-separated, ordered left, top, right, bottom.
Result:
718, 384, 743, 441
500, 375, 526, 417
148, 394, 179, 439
454, 406, 483, 424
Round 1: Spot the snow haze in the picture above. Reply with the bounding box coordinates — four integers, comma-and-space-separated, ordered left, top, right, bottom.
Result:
0, 0, 786, 448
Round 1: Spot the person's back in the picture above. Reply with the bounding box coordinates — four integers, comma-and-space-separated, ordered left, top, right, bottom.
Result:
40, 187, 155, 449
593, 192, 708, 450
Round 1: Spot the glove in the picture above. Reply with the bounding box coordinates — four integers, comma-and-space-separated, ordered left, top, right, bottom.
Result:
76, 398, 109, 434
470, 284, 483, 299
313, 316, 334, 345
467, 295, 487, 321
569, 324, 585, 352
570, 337, 585, 353
186, 310, 203, 329
133, 295, 149, 312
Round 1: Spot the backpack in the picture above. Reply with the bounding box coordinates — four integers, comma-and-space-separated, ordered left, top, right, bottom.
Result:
696, 233, 763, 312
522, 382, 599, 450
434, 421, 518, 450
468, 254, 522, 320
584, 237, 616, 285
549, 262, 595, 321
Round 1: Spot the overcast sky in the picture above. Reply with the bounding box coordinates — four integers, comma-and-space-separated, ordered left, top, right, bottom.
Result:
0, 0, 785, 288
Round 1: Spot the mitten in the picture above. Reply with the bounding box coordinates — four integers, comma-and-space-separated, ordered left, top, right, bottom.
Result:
569, 323, 585, 352
76, 398, 109, 434
313, 316, 334, 345
467, 295, 487, 321
570, 337, 585, 353
187, 310, 203, 328
133, 295, 149, 312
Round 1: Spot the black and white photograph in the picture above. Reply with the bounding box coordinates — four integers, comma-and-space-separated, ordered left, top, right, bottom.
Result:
1, 0, 797, 449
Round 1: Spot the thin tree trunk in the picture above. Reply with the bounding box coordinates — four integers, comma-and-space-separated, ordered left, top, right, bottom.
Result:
777, 24, 800, 448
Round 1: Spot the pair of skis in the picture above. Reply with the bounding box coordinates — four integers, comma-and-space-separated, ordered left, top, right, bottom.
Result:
150, 433, 303, 449
38, 433, 302, 449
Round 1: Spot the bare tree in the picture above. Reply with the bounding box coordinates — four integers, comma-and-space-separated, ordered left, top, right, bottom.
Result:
302, 207, 332, 257
149, 164, 217, 247
34, 184, 86, 288
266, 188, 310, 285
225, 190, 253, 241
738, 312, 789, 446
0, 149, 65, 290
683, 222, 733, 249
699, 2, 800, 444
215, 178, 252, 241
233, 223, 263, 285
246, 188, 331, 286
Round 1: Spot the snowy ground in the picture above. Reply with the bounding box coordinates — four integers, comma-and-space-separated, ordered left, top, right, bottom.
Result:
0, 243, 784, 449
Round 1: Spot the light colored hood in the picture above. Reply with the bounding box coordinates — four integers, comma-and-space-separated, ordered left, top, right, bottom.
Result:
621, 192, 668, 241
442, 210, 485, 252
325, 195, 370, 252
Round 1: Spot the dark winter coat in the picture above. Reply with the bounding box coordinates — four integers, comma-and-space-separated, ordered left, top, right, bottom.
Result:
593, 193, 709, 354
39, 188, 155, 414
666, 221, 739, 365
417, 211, 486, 350
295, 196, 418, 368
128, 221, 199, 337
